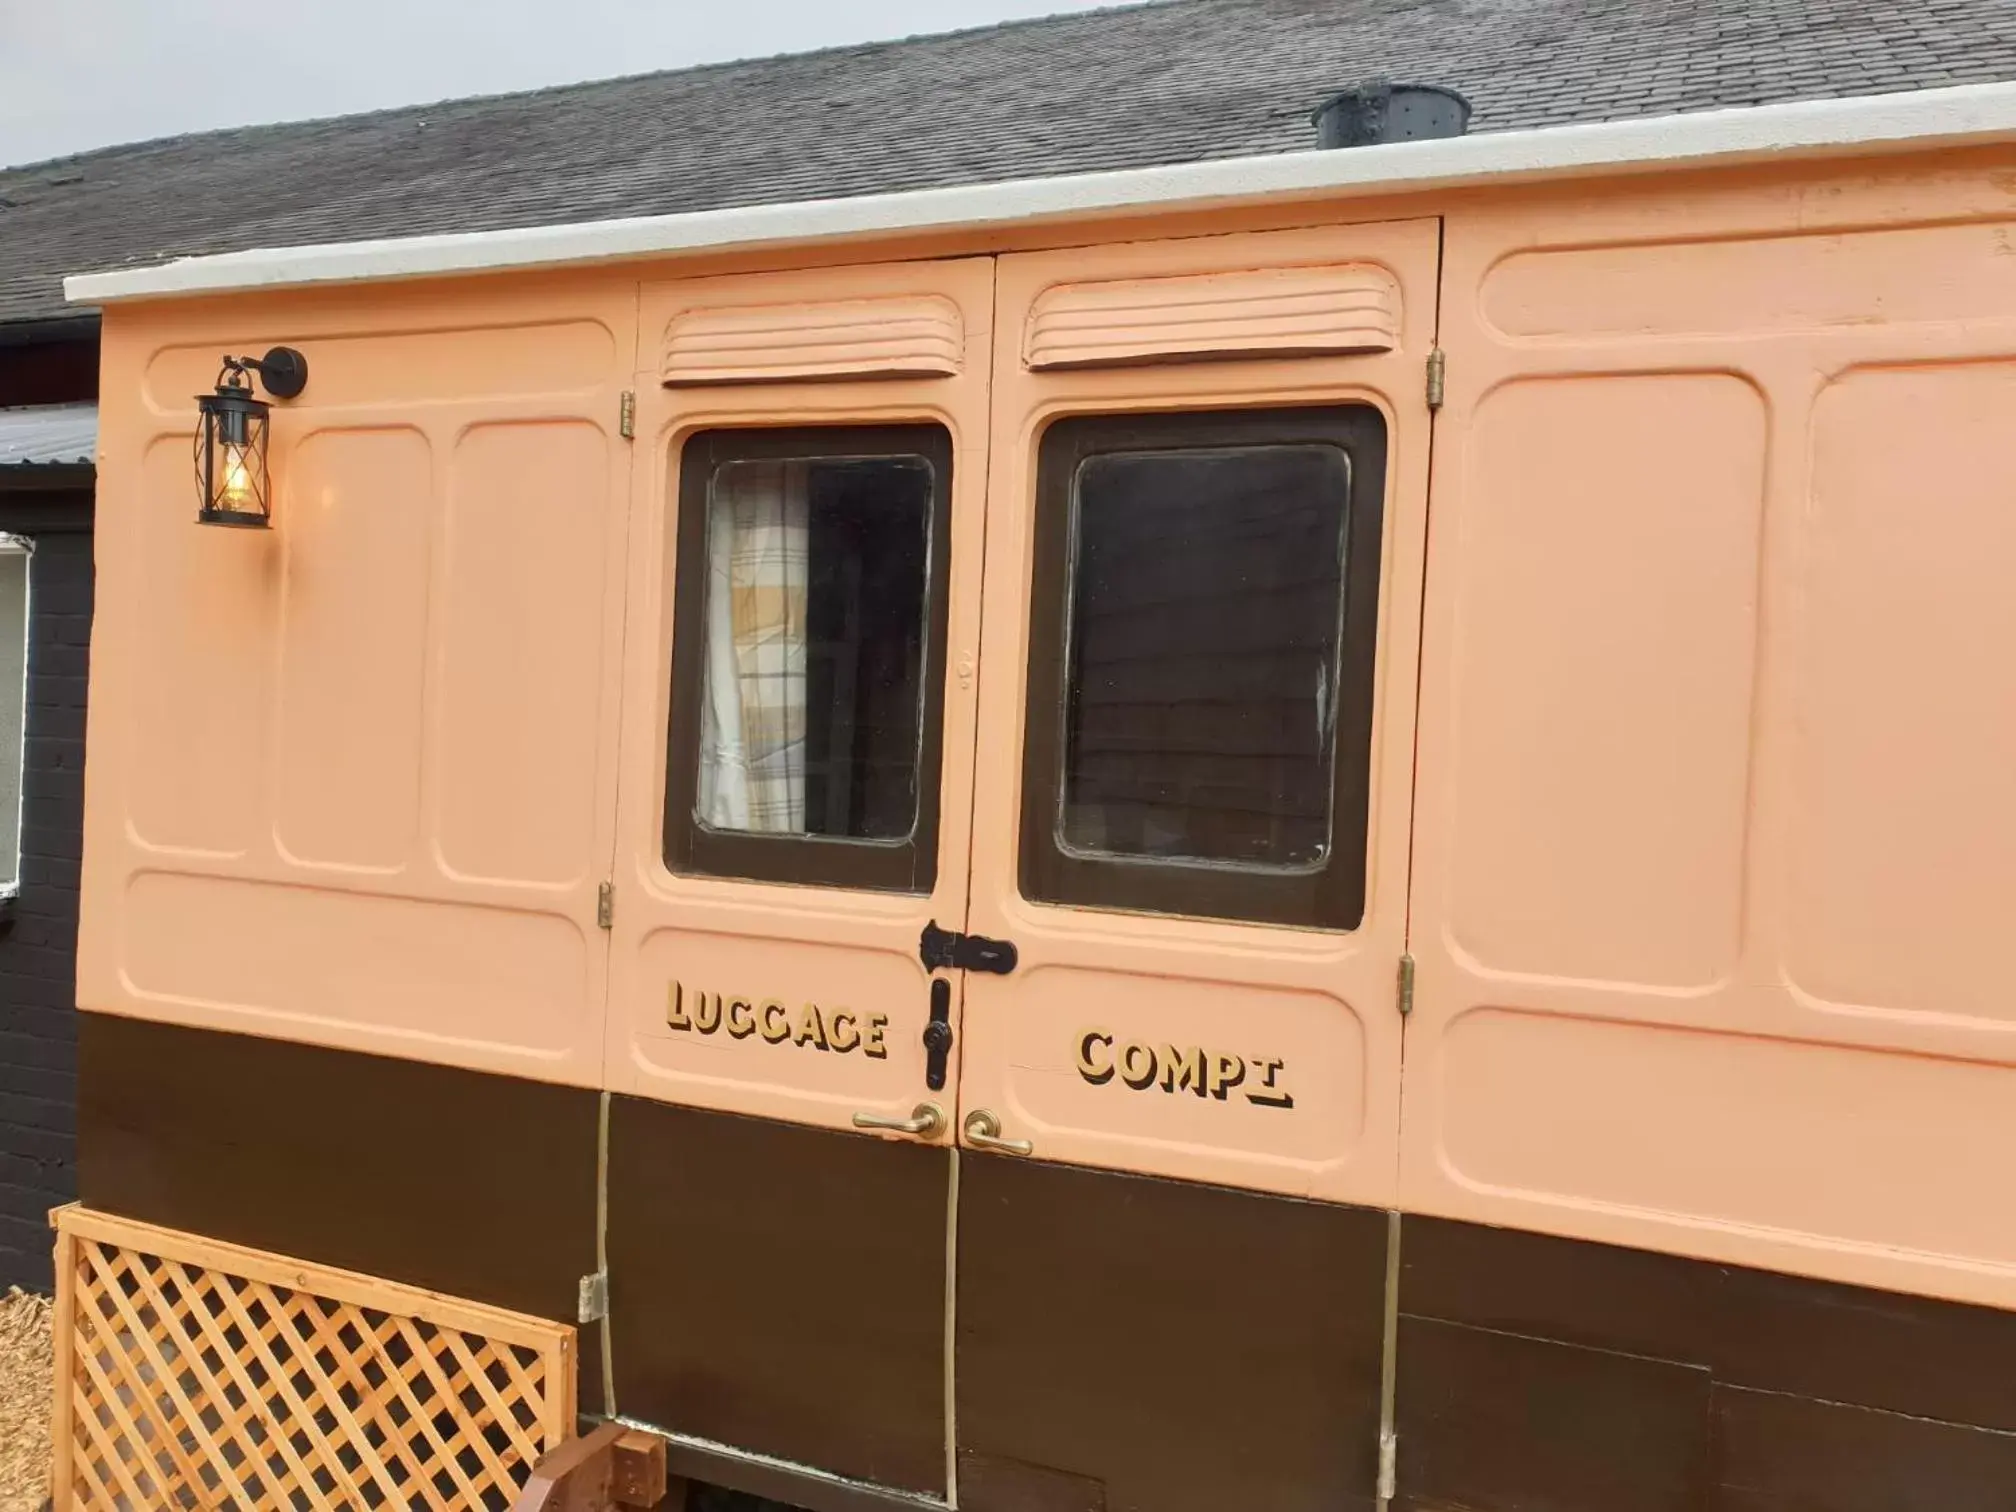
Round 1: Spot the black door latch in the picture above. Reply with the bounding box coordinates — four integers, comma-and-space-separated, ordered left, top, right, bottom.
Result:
923, 978, 954, 1091
919, 920, 1018, 975
919, 921, 1015, 1089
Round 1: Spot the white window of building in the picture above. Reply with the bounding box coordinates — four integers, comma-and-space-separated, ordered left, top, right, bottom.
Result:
0, 537, 33, 896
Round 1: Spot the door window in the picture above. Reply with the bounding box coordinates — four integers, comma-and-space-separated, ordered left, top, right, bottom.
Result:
1020, 407, 1387, 929
664, 425, 953, 892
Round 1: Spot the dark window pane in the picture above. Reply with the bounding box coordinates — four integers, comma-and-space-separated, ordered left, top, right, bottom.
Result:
1020, 405, 1384, 930
1058, 445, 1350, 871
665, 424, 951, 895
696, 455, 932, 842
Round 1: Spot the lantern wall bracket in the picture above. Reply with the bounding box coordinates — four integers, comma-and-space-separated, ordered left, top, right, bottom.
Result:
224, 346, 310, 400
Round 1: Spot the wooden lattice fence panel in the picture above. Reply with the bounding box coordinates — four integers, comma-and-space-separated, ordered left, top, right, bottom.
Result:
49, 1205, 577, 1511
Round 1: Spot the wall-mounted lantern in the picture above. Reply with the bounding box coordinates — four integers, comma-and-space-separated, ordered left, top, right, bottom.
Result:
194, 346, 309, 527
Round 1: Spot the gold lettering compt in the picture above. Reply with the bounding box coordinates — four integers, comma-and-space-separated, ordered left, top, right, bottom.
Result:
1071, 1030, 1294, 1110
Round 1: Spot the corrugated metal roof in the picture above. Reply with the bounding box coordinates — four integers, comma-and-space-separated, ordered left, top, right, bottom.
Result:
9, 0, 2016, 329
0, 404, 98, 469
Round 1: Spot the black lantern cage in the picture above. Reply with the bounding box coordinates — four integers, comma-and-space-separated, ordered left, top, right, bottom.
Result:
193, 347, 308, 528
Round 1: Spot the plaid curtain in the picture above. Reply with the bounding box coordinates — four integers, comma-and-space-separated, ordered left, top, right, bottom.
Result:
698, 461, 809, 833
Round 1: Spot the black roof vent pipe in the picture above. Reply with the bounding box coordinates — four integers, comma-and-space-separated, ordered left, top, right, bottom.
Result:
1312, 82, 1471, 147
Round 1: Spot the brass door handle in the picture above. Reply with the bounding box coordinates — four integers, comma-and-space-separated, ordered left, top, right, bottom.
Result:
852, 1102, 945, 1138
962, 1108, 1033, 1156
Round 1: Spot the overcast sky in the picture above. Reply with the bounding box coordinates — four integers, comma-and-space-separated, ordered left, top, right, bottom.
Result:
0, 0, 1120, 169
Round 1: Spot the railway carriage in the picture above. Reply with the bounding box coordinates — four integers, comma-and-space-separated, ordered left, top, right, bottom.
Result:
46, 68, 2016, 1512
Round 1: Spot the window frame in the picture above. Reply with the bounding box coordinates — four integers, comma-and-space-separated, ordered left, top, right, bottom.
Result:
0, 536, 31, 901
662, 423, 954, 893
1018, 405, 1388, 931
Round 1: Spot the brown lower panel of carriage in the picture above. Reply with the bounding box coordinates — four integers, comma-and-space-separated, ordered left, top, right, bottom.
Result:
956, 1153, 1387, 1512
664, 1433, 951, 1512
605, 1096, 949, 1499
80, 1015, 2016, 1510
1396, 1215, 2016, 1511
75, 1010, 601, 1385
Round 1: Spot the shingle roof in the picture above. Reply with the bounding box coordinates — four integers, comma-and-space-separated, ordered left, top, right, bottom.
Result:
8, 0, 2016, 329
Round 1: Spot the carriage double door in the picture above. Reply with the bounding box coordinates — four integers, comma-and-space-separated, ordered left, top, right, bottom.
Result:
599, 221, 1440, 1500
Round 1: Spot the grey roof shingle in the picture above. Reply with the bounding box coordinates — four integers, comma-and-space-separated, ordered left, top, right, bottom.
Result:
7, 0, 2016, 328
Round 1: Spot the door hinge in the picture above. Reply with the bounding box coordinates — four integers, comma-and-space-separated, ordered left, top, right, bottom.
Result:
577, 1270, 608, 1324
1377, 1429, 1398, 1502
919, 919, 1018, 975
597, 881, 614, 930
618, 389, 636, 439
1425, 349, 1446, 412
1397, 952, 1415, 1017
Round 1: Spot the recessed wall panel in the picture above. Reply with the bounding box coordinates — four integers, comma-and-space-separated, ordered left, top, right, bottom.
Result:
1483, 221, 2016, 341
1440, 1008, 2016, 1267
121, 871, 590, 1062
129, 434, 276, 856
436, 421, 610, 886
144, 320, 618, 413
275, 427, 433, 871
1787, 363, 2016, 1025
1446, 374, 1765, 989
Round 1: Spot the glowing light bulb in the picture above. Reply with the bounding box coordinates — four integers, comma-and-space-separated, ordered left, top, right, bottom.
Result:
219, 444, 254, 510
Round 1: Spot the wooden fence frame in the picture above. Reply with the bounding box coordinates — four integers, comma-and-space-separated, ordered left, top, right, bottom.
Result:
49, 1203, 576, 1510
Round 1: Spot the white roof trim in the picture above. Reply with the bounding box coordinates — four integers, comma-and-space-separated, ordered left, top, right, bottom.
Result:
64, 80, 2016, 307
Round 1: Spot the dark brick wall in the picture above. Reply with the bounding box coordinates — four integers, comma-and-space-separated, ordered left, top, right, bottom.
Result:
0, 488, 92, 1292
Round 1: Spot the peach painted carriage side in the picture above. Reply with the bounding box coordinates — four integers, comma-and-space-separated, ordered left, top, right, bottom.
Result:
51, 81, 2016, 1512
